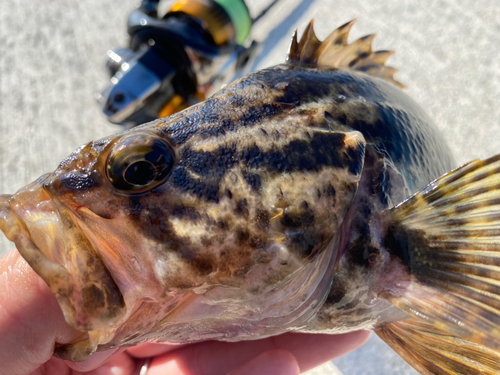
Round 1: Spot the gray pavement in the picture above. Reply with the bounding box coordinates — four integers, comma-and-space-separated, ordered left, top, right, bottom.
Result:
1, 0, 500, 374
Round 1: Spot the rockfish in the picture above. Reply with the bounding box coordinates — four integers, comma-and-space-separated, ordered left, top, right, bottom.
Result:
1, 20, 499, 374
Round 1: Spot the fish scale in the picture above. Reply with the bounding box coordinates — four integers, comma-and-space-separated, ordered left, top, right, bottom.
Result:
1, 19, 500, 375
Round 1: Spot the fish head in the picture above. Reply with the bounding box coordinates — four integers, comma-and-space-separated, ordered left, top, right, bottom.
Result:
0, 75, 367, 358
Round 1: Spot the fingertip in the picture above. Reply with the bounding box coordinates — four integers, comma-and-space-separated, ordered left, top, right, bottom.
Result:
63, 348, 122, 372
338, 330, 372, 355
227, 349, 300, 375
352, 330, 372, 347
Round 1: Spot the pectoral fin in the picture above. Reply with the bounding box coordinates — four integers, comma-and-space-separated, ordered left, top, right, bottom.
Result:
372, 154, 500, 373
376, 317, 500, 375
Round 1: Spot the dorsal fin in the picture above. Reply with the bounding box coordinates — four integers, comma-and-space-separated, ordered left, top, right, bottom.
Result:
286, 20, 405, 88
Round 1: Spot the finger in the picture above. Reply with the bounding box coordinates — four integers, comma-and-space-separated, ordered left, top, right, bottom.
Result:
273, 330, 371, 372
0, 249, 82, 375
63, 348, 124, 372
146, 330, 370, 375
74, 350, 136, 375
226, 349, 299, 375
33, 349, 137, 375
126, 343, 188, 358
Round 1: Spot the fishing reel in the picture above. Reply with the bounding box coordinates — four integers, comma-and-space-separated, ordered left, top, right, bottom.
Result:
96, 0, 257, 127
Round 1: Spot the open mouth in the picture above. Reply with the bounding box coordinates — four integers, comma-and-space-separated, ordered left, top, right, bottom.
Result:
0, 174, 65, 271
0, 174, 126, 340
0, 174, 66, 261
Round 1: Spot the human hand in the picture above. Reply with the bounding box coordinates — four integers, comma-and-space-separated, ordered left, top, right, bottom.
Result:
0, 249, 370, 375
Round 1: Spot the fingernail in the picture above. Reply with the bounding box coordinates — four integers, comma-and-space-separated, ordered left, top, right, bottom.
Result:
65, 348, 122, 371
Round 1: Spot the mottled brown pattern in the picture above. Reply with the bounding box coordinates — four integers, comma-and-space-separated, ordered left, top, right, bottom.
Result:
0, 20, 467, 365
21, 66, 367, 353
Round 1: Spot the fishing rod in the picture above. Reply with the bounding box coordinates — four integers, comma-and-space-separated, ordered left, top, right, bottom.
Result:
96, 0, 282, 127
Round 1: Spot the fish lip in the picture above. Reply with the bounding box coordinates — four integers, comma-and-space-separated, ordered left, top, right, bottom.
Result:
1, 174, 127, 335
0, 173, 54, 242
0, 185, 80, 326
0, 194, 24, 243
0, 175, 70, 283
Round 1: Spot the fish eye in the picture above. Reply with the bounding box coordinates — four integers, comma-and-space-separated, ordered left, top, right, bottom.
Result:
106, 133, 175, 193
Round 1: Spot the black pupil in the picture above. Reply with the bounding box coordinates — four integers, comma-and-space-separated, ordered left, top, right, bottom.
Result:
124, 160, 156, 185
107, 136, 174, 191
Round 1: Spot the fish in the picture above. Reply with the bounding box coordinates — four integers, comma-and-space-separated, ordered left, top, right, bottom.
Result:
1, 19, 500, 374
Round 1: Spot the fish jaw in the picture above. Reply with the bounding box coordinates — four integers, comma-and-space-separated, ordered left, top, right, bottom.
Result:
0, 174, 126, 337
0, 170, 182, 361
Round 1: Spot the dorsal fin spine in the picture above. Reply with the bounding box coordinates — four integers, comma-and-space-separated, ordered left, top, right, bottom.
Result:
286, 20, 405, 88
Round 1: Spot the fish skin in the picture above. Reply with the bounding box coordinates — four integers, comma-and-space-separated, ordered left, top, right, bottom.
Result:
0, 20, 479, 368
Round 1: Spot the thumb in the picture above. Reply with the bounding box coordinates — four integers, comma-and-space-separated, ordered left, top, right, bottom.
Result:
0, 249, 81, 375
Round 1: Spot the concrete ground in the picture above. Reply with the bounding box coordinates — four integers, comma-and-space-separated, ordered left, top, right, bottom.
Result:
1, 0, 499, 373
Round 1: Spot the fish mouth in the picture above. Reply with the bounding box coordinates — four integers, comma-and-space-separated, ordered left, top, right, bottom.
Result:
0, 174, 126, 337
0, 175, 63, 268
